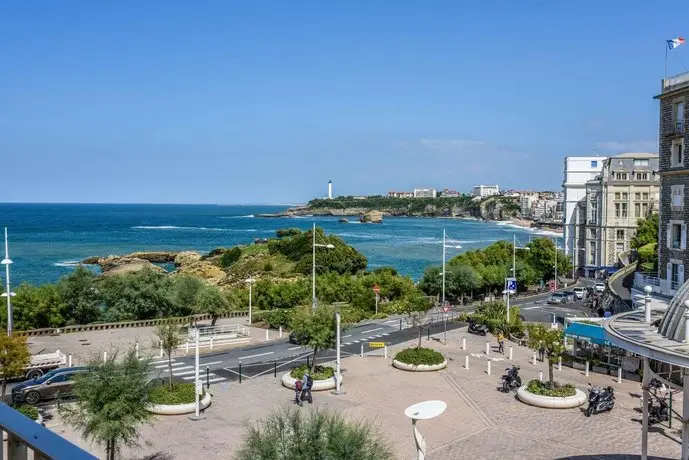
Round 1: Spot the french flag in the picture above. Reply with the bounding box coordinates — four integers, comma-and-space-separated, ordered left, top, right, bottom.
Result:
668, 37, 685, 50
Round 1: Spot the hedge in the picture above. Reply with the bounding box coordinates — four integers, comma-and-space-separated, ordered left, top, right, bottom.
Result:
149, 383, 203, 405
394, 347, 445, 366
525, 379, 576, 397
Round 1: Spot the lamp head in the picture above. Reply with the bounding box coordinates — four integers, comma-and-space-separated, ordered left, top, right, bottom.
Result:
325, 244, 335, 249
644, 285, 653, 295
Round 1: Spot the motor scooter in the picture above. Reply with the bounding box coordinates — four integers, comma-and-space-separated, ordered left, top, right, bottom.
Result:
500, 366, 521, 392
468, 321, 489, 336
586, 383, 615, 416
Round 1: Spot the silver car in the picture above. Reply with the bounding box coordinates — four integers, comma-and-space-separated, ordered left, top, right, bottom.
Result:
547, 293, 567, 304
573, 287, 587, 300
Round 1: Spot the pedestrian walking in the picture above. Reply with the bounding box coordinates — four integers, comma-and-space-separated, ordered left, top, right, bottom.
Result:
294, 379, 304, 406
497, 332, 505, 354
301, 372, 314, 404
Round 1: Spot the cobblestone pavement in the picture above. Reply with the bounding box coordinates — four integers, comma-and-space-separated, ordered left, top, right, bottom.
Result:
45, 325, 682, 460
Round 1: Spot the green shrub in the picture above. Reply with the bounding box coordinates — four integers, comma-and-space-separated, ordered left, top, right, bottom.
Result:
208, 247, 229, 257
220, 247, 242, 268
525, 379, 576, 397
290, 365, 334, 381
12, 404, 39, 420
263, 261, 274, 272
276, 228, 302, 238
369, 312, 388, 320
149, 383, 203, 405
261, 309, 294, 329
394, 347, 445, 366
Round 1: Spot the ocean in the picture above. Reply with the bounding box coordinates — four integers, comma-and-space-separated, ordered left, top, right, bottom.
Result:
0, 203, 562, 286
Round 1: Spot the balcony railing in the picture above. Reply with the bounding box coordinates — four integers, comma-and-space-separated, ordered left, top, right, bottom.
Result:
664, 71, 689, 91
0, 403, 96, 459
633, 272, 681, 298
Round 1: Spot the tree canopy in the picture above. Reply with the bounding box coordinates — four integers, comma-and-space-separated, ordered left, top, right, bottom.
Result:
0, 334, 31, 401
630, 213, 659, 249
526, 323, 566, 388
290, 305, 337, 372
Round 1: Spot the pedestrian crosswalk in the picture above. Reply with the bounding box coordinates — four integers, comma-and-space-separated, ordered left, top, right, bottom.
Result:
343, 332, 390, 346
150, 358, 228, 385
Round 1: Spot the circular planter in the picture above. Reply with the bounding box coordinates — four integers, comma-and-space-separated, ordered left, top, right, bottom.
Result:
392, 359, 447, 372
281, 372, 340, 391
147, 392, 212, 415
516, 385, 587, 409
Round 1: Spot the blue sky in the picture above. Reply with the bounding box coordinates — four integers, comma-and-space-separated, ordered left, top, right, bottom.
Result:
1, 1, 688, 204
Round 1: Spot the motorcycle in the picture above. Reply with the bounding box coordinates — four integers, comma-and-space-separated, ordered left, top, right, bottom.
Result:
468, 321, 489, 336
649, 398, 670, 425
500, 366, 522, 392
586, 383, 615, 416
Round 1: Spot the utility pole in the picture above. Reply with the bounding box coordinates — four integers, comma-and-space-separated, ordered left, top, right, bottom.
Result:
312, 222, 317, 312
442, 229, 446, 309
2, 228, 15, 336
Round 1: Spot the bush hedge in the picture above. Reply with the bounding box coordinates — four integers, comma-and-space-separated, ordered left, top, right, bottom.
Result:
12, 404, 39, 420
394, 347, 445, 366
525, 379, 576, 397
149, 383, 203, 405
290, 365, 334, 381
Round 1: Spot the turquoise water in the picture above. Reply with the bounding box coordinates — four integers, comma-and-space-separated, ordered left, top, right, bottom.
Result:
0, 203, 562, 285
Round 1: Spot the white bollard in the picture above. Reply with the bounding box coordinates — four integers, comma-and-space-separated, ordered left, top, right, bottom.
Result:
464, 355, 469, 369
265, 329, 269, 340
558, 356, 562, 371
585, 361, 590, 377
539, 371, 543, 382
103, 351, 107, 362
68, 354, 72, 367
279, 326, 283, 338
485, 341, 490, 355
618, 367, 622, 383
135, 342, 140, 359
486, 361, 491, 376
360, 344, 364, 358
186, 341, 190, 354
532, 352, 537, 365
508, 346, 513, 360
462, 337, 466, 350
159, 342, 164, 358
210, 336, 214, 350
384, 345, 388, 359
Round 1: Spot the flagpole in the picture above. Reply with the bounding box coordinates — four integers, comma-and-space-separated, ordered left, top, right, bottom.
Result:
665, 42, 668, 81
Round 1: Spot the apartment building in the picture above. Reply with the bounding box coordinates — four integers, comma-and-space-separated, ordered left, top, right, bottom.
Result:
387, 191, 414, 198
413, 188, 437, 198
563, 156, 607, 260
581, 153, 659, 277
654, 71, 689, 293
472, 185, 499, 198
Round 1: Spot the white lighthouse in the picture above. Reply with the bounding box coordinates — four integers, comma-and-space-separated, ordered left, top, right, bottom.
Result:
328, 180, 333, 199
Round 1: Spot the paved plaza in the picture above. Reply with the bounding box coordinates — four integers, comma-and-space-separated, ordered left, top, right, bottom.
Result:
43, 325, 682, 460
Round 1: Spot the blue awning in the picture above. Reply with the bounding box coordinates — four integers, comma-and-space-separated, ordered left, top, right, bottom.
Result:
564, 322, 611, 346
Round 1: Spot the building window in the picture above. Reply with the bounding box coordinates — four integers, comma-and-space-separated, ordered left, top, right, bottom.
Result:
672, 139, 684, 167
616, 242, 625, 254
642, 192, 649, 200
672, 185, 685, 211
636, 172, 648, 180
635, 203, 641, 217
588, 228, 597, 239
589, 242, 597, 265
621, 203, 628, 217
616, 230, 625, 240
622, 192, 628, 200
675, 101, 685, 126
615, 203, 620, 217
669, 222, 685, 249
591, 160, 598, 168
635, 192, 641, 200
634, 159, 650, 166
614, 192, 620, 200
642, 203, 649, 216
669, 261, 685, 290
615, 172, 628, 180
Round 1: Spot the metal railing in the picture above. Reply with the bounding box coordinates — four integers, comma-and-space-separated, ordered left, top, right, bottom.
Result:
634, 272, 679, 297
0, 403, 97, 459
664, 71, 689, 90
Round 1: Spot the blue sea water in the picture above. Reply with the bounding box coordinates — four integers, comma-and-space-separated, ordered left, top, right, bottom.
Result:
0, 203, 562, 285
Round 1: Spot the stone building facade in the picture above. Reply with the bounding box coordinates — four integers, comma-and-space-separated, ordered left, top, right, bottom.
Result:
655, 72, 689, 293
579, 153, 659, 277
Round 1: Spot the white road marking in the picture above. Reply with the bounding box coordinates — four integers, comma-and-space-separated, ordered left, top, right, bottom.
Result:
523, 306, 541, 310
169, 369, 197, 376
163, 365, 193, 372
342, 335, 352, 338
207, 377, 226, 384
360, 327, 383, 334
353, 340, 361, 343
150, 359, 172, 365
382, 333, 390, 336
239, 351, 274, 360
344, 342, 352, 346
373, 334, 383, 338
154, 362, 185, 369
200, 361, 223, 366
288, 346, 301, 351
385, 320, 398, 323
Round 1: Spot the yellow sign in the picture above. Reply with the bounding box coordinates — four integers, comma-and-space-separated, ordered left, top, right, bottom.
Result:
368, 342, 385, 348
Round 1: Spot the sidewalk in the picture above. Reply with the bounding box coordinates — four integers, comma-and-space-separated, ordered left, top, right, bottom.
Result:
26, 317, 282, 365
44, 326, 681, 460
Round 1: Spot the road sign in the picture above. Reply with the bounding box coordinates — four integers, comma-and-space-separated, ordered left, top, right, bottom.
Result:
506, 278, 517, 294
550, 286, 556, 293
442, 305, 450, 313
369, 342, 385, 348
372, 285, 381, 294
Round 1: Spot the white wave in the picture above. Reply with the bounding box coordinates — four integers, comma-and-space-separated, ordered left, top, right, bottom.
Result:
132, 226, 256, 232
220, 215, 255, 219
336, 232, 390, 240
290, 215, 312, 219
53, 260, 81, 267
533, 229, 563, 237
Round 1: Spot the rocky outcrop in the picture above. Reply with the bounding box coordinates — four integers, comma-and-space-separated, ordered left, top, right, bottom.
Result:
82, 251, 178, 265
174, 260, 226, 285
360, 210, 383, 223
174, 251, 202, 266
100, 258, 166, 276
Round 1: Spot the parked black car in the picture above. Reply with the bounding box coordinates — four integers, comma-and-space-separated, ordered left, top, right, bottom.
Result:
288, 331, 308, 345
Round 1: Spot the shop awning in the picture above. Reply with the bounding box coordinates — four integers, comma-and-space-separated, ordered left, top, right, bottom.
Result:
564, 322, 611, 346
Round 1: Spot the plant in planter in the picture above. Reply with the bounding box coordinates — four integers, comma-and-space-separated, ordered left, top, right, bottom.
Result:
149, 383, 202, 405
400, 294, 433, 348
393, 347, 445, 366
526, 324, 565, 390
290, 365, 334, 381
290, 305, 337, 373
525, 379, 576, 398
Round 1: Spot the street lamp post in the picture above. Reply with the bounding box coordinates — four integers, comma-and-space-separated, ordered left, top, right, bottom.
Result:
505, 234, 530, 324
1, 228, 16, 336
331, 310, 345, 395
312, 223, 334, 312
245, 277, 255, 324
404, 400, 447, 460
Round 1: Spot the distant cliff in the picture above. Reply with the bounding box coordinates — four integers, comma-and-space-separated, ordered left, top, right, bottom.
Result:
257, 195, 521, 219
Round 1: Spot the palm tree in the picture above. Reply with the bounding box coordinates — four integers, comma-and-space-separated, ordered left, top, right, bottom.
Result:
59, 347, 153, 460
155, 323, 183, 388
236, 407, 394, 460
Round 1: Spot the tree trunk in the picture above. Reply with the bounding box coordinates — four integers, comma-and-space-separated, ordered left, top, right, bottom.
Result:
167, 353, 173, 389
417, 326, 422, 348
548, 360, 554, 388
1, 377, 6, 403
107, 439, 116, 460
310, 347, 319, 373
211, 316, 218, 327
